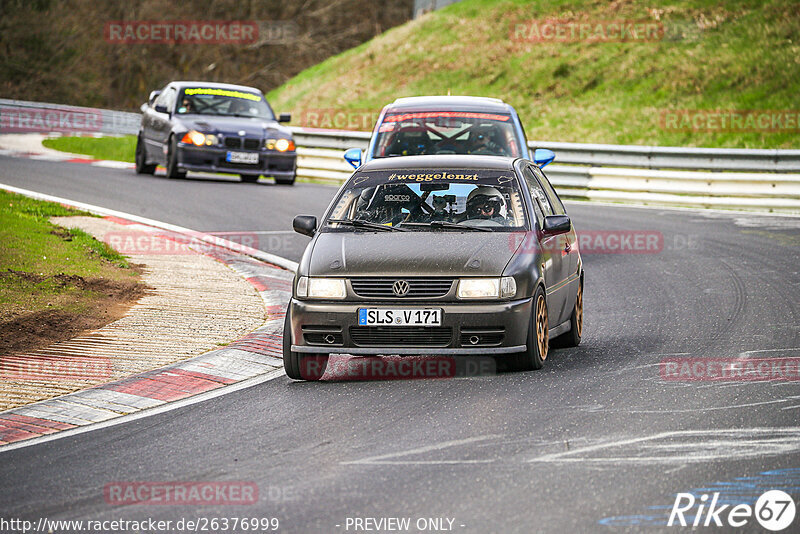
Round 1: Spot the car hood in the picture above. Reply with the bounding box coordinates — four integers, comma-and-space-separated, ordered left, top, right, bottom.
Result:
177, 116, 291, 138
307, 231, 519, 277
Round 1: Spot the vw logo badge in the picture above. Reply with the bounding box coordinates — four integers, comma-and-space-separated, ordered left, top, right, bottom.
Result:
392, 280, 410, 297
238, 130, 246, 136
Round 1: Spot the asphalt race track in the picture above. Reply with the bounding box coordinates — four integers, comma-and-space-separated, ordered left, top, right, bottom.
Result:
1, 156, 799, 532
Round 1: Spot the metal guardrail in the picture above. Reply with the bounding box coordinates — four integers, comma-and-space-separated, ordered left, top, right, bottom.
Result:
528, 140, 800, 173
2, 100, 799, 213
290, 127, 800, 172
0, 98, 140, 136
290, 128, 800, 213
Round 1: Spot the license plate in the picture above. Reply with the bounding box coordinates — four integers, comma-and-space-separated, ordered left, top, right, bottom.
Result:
358, 308, 442, 326
226, 151, 259, 164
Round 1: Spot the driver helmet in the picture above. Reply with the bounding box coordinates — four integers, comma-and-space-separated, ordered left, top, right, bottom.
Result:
467, 186, 506, 219
472, 125, 494, 144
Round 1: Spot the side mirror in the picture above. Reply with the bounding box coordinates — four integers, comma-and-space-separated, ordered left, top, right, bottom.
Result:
278, 112, 291, 123
293, 215, 317, 237
343, 148, 362, 169
154, 104, 169, 114
148, 90, 161, 105
542, 214, 571, 236
534, 148, 556, 168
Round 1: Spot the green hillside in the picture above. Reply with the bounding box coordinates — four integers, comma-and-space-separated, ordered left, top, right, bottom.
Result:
267, 0, 800, 148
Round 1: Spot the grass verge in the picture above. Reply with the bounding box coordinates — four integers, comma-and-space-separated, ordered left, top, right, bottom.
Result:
0, 189, 145, 355
42, 135, 136, 162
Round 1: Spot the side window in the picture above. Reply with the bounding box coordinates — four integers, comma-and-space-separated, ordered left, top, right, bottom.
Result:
523, 166, 553, 218
533, 167, 566, 215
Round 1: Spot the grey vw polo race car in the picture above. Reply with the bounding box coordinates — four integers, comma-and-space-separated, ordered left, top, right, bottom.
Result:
135, 81, 297, 184
284, 155, 584, 380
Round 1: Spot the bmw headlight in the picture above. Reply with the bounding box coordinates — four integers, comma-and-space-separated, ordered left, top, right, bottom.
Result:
181, 131, 217, 146
266, 138, 296, 152
457, 277, 516, 299
296, 277, 346, 299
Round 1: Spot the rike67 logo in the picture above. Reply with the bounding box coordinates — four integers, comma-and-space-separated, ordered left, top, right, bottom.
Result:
669, 490, 796, 531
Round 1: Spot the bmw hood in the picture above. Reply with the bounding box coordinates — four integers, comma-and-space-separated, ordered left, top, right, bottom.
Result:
307, 231, 520, 277
178, 116, 291, 138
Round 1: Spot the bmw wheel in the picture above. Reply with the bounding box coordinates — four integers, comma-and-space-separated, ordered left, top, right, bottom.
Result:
135, 136, 156, 175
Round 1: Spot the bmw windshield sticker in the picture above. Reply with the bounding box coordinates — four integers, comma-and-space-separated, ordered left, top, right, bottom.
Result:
184, 88, 261, 101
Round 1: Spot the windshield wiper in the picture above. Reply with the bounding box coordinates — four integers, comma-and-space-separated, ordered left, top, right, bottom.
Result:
400, 221, 493, 232
326, 218, 408, 232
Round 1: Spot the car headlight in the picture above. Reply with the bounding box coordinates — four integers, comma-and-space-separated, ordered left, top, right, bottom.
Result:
296, 277, 346, 299
457, 277, 516, 299
181, 131, 217, 146
266, 138, 295, 152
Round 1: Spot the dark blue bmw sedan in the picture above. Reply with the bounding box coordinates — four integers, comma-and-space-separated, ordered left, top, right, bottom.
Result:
136, 81, 297, 184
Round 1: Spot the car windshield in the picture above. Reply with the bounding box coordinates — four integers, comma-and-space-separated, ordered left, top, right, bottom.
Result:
325, 168, 528, 232
176, 87, 275, 119
371, 111, 521, 159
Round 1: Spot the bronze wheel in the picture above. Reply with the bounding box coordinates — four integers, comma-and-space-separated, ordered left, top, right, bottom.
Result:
575, 282, 583, 338
553, 277, 583, 348
536, 293, 549, 361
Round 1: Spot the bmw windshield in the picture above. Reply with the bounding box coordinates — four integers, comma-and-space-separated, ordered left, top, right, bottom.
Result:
176, 87, 275, 119
371, 111, 522, 159
325, 169, 529, 232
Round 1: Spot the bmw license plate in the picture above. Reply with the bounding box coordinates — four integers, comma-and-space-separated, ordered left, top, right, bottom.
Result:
226, 151, 259, 164
358, 308, 442, 326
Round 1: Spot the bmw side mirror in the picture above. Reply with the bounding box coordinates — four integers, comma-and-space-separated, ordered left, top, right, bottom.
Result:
154, 104, 169, 114
293, 215, 317, 237
534, 148, 556, 168
542, 215, 571, 236
148, 90, 161, 106
344, 148, 362, 169
278, 112, 291, 123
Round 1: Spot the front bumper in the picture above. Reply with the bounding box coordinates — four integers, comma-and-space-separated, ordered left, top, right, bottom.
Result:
289, 298, 532, 355
176, 144, 296, 178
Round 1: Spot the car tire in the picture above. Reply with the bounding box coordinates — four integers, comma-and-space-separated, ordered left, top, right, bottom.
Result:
135, 136, 156, 175
240, 174, 260, 183
554, 278, 583, 348
274, 173, 295, 186
501, 286, 548, 372
166, 136, 186, 179
283, 308, 328, 381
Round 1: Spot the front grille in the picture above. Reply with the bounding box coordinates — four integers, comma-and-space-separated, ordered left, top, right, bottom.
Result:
350, 278, 454, 298
460, 327, 505, 347
224, 137, 261, 150
350, 326, 452, 347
